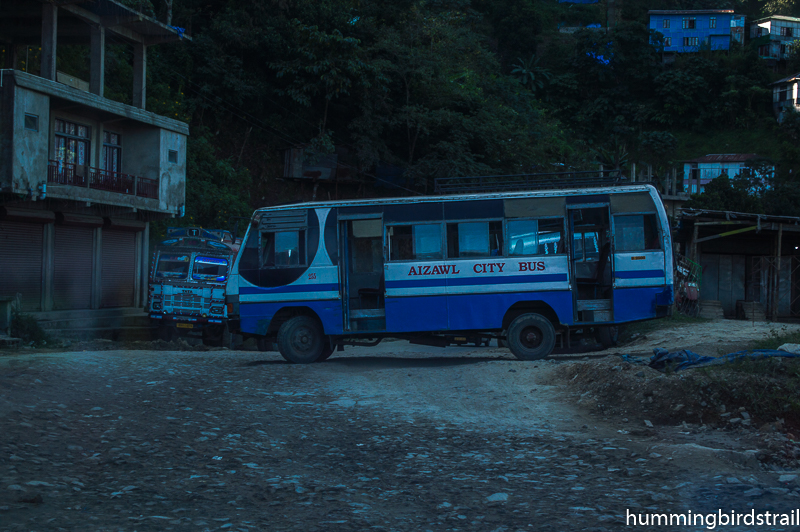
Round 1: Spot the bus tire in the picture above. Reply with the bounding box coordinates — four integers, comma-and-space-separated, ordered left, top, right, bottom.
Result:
596, 325, 619, 348
316, 344, 334, 362
507, 313, 556, 361
277, 316, 324, 364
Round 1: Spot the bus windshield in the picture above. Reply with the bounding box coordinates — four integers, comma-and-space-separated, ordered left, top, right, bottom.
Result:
155, 254, 191, 279
192, 256, 229, 282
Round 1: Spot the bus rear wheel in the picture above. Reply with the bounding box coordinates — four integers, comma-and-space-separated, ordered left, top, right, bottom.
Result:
507, 313, 556, 361
277, 316, 324, 364
596, 325, 619, 348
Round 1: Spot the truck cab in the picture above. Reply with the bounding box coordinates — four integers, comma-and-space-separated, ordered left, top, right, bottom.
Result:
148, 227, 238, 345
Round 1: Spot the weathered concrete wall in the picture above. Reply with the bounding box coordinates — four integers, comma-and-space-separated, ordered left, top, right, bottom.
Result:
0, 74, 12, 188
13, 86, 50, 194
159, 129, 187, 214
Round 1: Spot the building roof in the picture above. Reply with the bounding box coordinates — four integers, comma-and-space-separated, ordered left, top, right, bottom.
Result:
683, 154, 761, 164
752, 15, 800, 24
682, 208, 800, 226
648, 10, 734, 15
0, 0, 189, 46
773, 72, 800, 85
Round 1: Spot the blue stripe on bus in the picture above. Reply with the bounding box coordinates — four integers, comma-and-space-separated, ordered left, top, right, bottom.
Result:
386, 273, 568, 289
613, 286, 667, 322
240, 300, 344, 335
240, 283, 338, 295
614, 270, 664, 279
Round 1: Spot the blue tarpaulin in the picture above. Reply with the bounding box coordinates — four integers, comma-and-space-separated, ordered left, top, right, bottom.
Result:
648, 348, 800, 372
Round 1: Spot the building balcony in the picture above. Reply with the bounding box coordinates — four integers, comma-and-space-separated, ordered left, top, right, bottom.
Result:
47, 160, 159, 200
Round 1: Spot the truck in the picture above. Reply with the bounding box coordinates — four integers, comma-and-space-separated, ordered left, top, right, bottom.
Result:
148, 227, 239, 345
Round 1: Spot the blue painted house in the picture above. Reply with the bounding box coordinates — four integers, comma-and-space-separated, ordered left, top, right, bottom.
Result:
649, 10, 738, 53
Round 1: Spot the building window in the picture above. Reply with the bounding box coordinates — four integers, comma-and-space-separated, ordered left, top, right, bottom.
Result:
24, 114, 39, 131
664, 37, 672, 47
682, 17, 696, 29
168, 149, 178, 164
781, 27, 793, 37
103, 131, 121, 174
709, 17, 716, 29
757, 27, 763, 37
662, 19, 670, 29
683, 36, 699, 47
54, 118, 90, 166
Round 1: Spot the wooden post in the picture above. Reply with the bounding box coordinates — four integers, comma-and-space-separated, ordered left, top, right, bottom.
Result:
691, 222, 699, 262
775, 224, 783, 320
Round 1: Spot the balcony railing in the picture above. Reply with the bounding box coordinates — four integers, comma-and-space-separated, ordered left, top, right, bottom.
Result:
47, 160, 159, 200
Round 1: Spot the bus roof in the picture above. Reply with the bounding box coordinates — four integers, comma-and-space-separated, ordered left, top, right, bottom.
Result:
251, 184, 659, 214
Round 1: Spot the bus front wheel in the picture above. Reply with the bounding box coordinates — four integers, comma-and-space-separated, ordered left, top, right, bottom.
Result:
277, 316, 325, 364
507, 313, 556, 361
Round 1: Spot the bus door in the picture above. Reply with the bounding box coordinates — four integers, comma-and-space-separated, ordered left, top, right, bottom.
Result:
338, 216, 386, 332
568, 203, 614, 323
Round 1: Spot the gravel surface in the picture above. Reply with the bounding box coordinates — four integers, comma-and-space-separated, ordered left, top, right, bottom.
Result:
1, 341, 798, 531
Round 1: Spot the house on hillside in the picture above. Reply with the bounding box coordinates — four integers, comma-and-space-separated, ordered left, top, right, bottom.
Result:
0, 0, 189, 314
682, 154, 774, 193
649, 10, 740, 56
750, 15, 800, 61
771, 73, 800, 120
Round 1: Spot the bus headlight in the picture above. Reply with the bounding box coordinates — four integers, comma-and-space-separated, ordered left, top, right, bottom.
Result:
152, 302, 162, 310
210, 306, 223, 315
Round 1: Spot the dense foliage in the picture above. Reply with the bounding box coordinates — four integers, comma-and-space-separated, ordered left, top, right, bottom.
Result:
49, 0, 800, 227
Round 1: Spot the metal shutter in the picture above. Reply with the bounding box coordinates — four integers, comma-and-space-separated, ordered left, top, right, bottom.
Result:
53, 225, 93, 310
0, 221, 43, 311
101, 229, 136, 307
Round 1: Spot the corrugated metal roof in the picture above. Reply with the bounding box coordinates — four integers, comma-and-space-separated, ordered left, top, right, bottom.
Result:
683, 154, 761, 163
752, 15, 800, 24
648, 9, 734, 15
772, 72, 800, 85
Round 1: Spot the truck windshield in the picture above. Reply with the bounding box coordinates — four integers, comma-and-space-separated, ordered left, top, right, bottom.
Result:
155, 254, 191, 279
192, 256, 228, 282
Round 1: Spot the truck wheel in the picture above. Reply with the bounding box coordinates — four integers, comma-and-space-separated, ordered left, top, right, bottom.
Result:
507, 313, 556, 361
277, 316, 324, 364
596, 325, 619, 348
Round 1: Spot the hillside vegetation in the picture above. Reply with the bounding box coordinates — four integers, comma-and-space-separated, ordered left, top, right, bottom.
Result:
29, 0, 800, 232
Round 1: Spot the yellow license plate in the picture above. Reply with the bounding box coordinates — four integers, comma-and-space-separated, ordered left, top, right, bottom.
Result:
176, 323, 194, 329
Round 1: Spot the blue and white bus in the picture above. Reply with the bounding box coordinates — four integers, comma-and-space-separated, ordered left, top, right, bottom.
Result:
226, 185, 673, 363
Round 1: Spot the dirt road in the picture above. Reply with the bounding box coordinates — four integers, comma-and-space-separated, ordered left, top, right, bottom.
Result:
1, 334, 798, 531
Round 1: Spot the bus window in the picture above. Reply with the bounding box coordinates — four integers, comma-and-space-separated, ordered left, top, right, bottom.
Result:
573, 231, 600, 262
351, 219, 383, 273
261, 230, 306, 267
155, 254, 191, 279
614, 214, 660, 251
508, 218, 564, 256
447, 221, 503, 258
193, 256, 229, 282
388, 224, 443, 260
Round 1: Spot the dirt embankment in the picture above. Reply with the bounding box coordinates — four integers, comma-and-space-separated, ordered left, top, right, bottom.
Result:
548, 319, 800, 470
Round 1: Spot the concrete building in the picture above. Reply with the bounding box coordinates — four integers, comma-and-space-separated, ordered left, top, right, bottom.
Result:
750, 15, 800, 61
0, 0, 189, 314
649, 10, 739, 54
